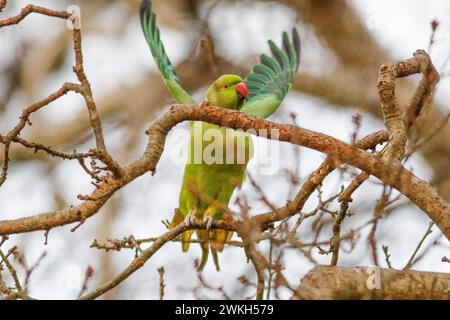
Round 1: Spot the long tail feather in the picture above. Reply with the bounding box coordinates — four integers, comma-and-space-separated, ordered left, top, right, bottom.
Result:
211, 248, 220, 271
170, 209, 192, 252
197, 230, 210, 271
197, 244, 209, 272
212, 229, 231, 252
182, 230, 194, 252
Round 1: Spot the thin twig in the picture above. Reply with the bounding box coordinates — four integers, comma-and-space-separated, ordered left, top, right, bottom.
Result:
404, 221, 434, 270
157, 267, 165, 300
0, 249, 22, 291
80, 220, 232, 300
382, 245, 393, 269
0, 4, 69, 27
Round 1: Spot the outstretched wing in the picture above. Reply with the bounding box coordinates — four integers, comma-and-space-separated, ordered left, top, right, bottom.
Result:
139, 0, 196, 104
239, 28, 301, 119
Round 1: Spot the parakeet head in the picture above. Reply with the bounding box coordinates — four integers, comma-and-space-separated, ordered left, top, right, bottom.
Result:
206, 74, 248, 110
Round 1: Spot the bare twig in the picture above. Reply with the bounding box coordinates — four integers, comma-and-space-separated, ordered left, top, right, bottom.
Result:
330, 201, 348, 266
404, 221, 435, 270
71, 29, 123, 178
0, 83, 80, 186
0, 4, 69, 27
77, 266, 94, 298
80, 220, 233, 300
0, 248, 22, 292
382, 245, 393, 269
12, 136, 94, 160
157, 267, 165, 300
332, 50, 441, 264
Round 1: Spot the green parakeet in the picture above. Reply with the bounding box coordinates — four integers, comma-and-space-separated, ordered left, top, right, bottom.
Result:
140, 0, 300, 271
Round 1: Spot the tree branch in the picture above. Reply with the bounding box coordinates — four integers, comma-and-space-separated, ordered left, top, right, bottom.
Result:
0, 4, 69, 27
80, 220, 232, 300
0, 103, 448, 240
293, 265, 450, 300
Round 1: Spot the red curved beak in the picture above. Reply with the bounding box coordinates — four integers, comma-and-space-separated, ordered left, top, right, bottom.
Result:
236, 82, 248, 99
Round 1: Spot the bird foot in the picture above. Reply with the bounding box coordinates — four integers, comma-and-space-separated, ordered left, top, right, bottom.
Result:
184, 212, 197, 227
202, 216, 214, 230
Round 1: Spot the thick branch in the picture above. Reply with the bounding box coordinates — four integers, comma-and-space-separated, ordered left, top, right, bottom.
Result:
293, 265, 450, 300
0, 104, 448, 240
286, 0, 450, 200
331, 50, 441, 265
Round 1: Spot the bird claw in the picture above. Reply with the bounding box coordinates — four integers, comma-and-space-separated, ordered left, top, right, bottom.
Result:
202, 216, 214, 230
184, 212, 197, 227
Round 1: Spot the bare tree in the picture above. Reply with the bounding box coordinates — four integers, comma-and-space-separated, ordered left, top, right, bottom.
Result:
0, 0, 449, 300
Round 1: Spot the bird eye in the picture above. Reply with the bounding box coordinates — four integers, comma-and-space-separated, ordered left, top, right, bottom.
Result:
224, 85, 228, 89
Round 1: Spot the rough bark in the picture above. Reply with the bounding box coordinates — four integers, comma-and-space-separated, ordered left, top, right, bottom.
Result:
293, 265, 450, 300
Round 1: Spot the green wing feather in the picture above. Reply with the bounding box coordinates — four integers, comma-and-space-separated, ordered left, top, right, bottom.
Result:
240, 28, 301, 118
139, 0, 196, 104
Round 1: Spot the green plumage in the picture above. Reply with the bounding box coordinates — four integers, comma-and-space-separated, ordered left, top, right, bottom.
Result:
240, 29, 301, 118
140, 0, 300, 271
179, 119, 253, 271
139, 0, 195, 105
